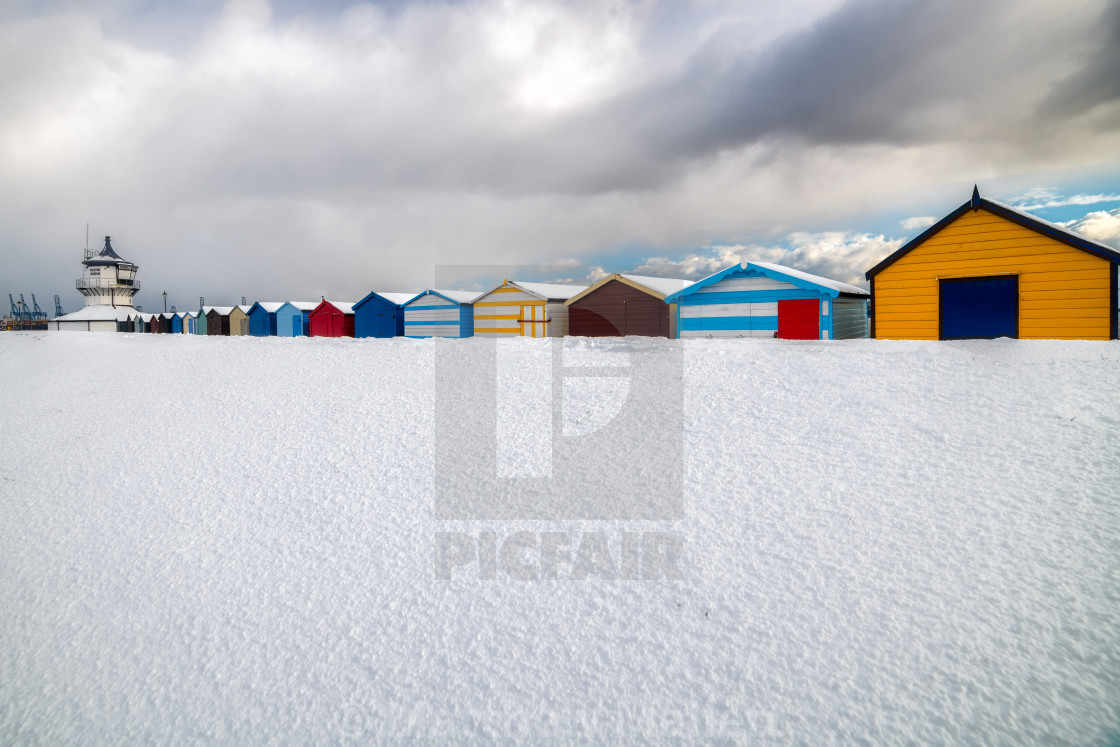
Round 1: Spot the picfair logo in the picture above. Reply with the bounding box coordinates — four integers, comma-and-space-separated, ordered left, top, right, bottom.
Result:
432, 266, 683, 522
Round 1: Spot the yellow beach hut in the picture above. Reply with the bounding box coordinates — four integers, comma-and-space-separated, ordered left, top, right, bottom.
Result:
866, 187, 1119, 340
472, 280, 587, 338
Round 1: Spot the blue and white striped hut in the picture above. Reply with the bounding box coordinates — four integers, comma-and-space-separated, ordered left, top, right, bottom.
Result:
353, 292, 417, 338
248, 302, 285, 336
403, 290, 479, 338
275, 301, 317, 337
663, 262, 870, 340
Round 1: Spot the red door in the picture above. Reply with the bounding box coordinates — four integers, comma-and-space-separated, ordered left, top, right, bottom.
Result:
777, 299, 819, 340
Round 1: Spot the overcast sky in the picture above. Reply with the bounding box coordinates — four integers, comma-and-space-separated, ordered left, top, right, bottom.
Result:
3, 0, 1119, 312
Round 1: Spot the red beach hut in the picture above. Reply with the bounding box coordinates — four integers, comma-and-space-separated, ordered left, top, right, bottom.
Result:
308, 299, 356, 337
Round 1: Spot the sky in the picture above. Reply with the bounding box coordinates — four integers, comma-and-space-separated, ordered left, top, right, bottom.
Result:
2, 0, 1119, 313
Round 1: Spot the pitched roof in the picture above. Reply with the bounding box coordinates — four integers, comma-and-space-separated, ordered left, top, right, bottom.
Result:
866, 186, 1120, 279
280, 301, 319, 312
51, 305, 137, 322
249, 302, 286, 313
354, 291, 420, 309
749, 262, 868, 296
407, 289, 481, 305
313, 300, 356, 315
374, 292, 419, 306
507, 280, 588, 301
664, 261, 867, 303
565, 273, 692, 305
82, 236, 134, 267
619, 274, 694, 296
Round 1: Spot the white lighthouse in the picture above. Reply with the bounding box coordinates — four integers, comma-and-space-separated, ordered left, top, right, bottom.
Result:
76, 236, 139, 307
50, 236, 142, 331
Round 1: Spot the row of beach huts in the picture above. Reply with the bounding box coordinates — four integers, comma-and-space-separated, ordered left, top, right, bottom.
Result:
117, 260, 873, 341
52, 189, 1120, 340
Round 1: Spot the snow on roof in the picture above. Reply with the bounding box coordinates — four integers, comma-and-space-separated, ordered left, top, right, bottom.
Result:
51, 305, 137, 322
318, 301, 357, 314
252, 302, 286, 313
416, 289, 481, 305
981, 196, 1120, 256
619, 274, 693, 296
284, 301, 319, 311
375, 293, 419, 306
82, 236, 134, 266
868, 189, 1120, 279
510, 280, 588, 300
236, 305, 252, 314
207, 306, 235, 315
747, 262, 869, 296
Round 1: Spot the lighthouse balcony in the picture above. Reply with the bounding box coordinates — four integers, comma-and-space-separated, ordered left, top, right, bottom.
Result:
76, 278, 140, 290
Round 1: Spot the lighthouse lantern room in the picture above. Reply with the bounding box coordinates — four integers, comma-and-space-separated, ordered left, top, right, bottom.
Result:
77, 236, 139, 307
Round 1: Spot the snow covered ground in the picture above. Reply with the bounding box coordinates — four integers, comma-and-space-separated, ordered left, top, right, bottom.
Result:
1, 332, 1118, 743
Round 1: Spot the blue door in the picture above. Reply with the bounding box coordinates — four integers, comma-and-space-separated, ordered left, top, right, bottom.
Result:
940, 276, 1018, 339
377, 311, 395, 338
293, 316, 302, 336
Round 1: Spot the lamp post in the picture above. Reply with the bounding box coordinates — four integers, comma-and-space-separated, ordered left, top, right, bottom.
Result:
163, 291, 167, 313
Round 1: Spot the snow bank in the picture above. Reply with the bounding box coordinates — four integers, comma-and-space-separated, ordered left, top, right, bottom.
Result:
0, 333, 1117, 742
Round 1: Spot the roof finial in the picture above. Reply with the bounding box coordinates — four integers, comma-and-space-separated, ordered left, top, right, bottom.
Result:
971, 185, 981, 209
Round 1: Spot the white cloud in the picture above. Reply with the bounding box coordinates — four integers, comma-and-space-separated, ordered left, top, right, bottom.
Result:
630, 232, 902, 287
1008, 189, 1120, 211
1063, 208, 1120, 248
584, 266, 610, 283
900, 216, 937, 231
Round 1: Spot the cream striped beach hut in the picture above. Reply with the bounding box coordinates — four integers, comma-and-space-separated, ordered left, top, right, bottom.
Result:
472, 280, 587, 338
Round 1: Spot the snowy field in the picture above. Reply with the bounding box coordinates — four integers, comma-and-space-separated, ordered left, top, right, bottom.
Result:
1, 332, 1118, 743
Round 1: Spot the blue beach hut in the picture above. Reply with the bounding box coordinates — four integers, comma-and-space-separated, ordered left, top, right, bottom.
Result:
248, 302, 284, 336
663, 262, 870, 340
275, 301, 317, 337
403, 290, 479, 338
353, 292, 417, 338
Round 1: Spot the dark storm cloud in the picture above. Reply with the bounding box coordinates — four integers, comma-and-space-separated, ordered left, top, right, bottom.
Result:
1038, 0, 1120, 121
316, 0, 1104, 198
597, 0, 1098, 175
59, 0, 1106, 202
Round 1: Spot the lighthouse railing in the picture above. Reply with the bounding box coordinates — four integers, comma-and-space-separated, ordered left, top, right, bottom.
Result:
76, 278, 140, 290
